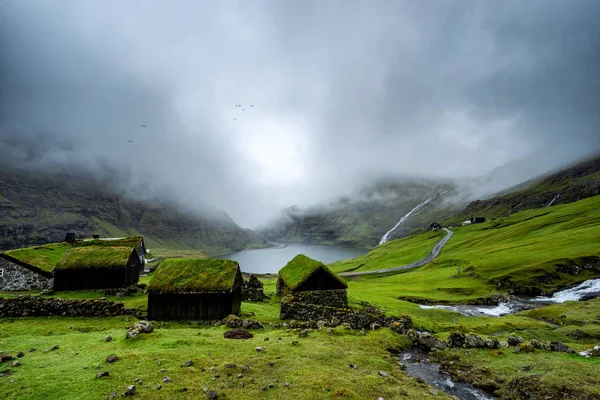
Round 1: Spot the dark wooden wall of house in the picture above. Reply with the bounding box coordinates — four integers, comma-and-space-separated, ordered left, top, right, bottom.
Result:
53, 263, 139, 291
294, 268, 347, 292
148, 287, 242, 321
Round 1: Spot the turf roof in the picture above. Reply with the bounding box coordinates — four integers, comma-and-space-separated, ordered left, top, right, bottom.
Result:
55, 246, 135, 270
147, 258, 241, 293
3, 243, 71, 273
76, 236, 143, 249
278, 254, 348, 290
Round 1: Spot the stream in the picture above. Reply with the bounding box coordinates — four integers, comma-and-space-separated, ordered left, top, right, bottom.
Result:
400, 348, 493, 400
418, 277, 600, 317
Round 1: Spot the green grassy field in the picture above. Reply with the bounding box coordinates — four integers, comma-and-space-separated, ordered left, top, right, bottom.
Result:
328, 230, 444, 273
2, 195, 600, 399
336, 195, 600, 306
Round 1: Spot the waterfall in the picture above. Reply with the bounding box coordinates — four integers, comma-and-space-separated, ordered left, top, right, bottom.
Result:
547, 193, 560, 207
379, 191, 448, 245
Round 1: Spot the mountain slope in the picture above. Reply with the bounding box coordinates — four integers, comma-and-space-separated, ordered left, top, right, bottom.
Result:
447, 154, 600, 225
0, 169, 265, 255
261, 180, 459, 248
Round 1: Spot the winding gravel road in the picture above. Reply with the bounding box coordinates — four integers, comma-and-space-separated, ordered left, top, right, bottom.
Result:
339, 228, 453, 277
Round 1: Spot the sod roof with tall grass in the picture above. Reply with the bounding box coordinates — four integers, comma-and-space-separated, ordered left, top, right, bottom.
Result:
147, 258, 241, 293
55, 246, 135, 270
278, 254, 348, 290
76, 236, 143, 249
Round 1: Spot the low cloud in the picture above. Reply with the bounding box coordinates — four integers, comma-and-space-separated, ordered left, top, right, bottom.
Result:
1, 1, 599, 227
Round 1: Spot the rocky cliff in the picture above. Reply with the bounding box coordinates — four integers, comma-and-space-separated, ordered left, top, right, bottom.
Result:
0, 169, 265, 255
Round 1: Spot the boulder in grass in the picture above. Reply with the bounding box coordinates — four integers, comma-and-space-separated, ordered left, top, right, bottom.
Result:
0, 354, 13, 363
223, 328, 253, 340
126, 320, 154, 339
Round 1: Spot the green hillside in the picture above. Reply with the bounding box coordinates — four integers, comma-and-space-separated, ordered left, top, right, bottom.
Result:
337, 195, 600, 307
0, 169, 266, 255
448, 154, 600, 225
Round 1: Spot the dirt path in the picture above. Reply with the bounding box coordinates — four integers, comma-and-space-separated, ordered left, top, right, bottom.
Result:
339, 228, 453, 277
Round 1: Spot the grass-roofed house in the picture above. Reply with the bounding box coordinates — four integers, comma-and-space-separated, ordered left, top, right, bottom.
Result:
77, 236, 147, 268
277, 254, 348, 309
53, 246, 141, 291
147, 259, 243, 321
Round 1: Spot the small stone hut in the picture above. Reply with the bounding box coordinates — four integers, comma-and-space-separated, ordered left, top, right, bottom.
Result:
277, 254, 348, 308
53, 246, 141, 291
147, 258, 243, 321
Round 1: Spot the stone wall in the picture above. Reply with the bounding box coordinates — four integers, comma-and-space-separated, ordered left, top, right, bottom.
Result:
0, 257, 53, 291
241, 275, 266, 302
0, 296, 143, 318
280, 298, 412, 331
287, 289, 347, 308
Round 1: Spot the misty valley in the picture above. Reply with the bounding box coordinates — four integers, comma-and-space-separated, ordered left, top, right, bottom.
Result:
2, 2, 600, 400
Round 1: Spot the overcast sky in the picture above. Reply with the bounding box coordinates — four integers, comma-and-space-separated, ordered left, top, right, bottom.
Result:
1, 0, 599, 227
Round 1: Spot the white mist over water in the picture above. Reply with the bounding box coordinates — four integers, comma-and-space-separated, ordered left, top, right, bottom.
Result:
379, 191, 448, 245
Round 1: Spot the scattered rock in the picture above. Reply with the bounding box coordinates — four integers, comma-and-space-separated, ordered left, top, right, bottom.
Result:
105, 335, 113, 342
107, 390, 118, 399
264, 337, 269, 341
260, 386, 267, 391
0, 353, 13, 363
298, 330, 309, 338
50, 345, 59, 351
485, 337, 500, 349
241, 365, 250, 371
11, 361, 20, 367
105, 355, 118, 363
225, 363, 236, 369
447, 331, 466, 348
207, 390, 219, 399
291, 341, 299, 346
256, 347, 265, 353
268, 361, 275, 366
237, 373, 243, 379
223, 328, 253, 340
96, 371, 110, 378
156, 384, 162, 390
29, 348, 36, 353
126, 321, 154, 339
465, 333, 486, 348
163, 376, 172, 383
378, 371, 389, 377
429, 388, 438, 395
122, 385, 136, 397
349, 364, 357, 369
160, 368, 167, 373
16, 352, 24, 358
284, 382, 290, 387
579, 345, 600, 358
221, 314, 264, 329
181, 360, 194, 367
507, 335, 525, 346
549, 341, 575, 353
214, 373, 220, 378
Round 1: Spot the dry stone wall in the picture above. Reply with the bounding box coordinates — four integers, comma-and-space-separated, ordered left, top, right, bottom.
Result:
0, 257, 53, 291
290, 289, 347, 308
0, 296, 143, 318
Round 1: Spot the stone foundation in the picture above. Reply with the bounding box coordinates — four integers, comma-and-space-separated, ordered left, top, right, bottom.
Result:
288, 289, 347, 308
0, 296, 143, 318
280, 298, 412, 331
0, 256, 53, 291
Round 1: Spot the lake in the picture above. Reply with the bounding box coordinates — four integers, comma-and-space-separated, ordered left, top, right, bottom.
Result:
217, 242, 369, 274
